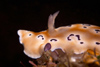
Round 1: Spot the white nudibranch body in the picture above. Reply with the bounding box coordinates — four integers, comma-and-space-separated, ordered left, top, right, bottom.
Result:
17, 11, 100, 59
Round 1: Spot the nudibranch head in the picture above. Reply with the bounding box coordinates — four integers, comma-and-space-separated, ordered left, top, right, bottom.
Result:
17, 30, 48, 58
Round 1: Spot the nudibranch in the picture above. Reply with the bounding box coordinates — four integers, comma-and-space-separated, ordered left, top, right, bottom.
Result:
17, 11, 100, 59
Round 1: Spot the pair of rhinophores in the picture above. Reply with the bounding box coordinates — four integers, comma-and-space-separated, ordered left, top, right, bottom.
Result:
17, 11, 100, 59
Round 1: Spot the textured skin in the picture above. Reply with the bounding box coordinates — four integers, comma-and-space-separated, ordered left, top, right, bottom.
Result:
17, 12, 100, 59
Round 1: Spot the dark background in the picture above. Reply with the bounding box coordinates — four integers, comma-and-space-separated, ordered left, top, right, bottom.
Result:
0, 0, 100, 67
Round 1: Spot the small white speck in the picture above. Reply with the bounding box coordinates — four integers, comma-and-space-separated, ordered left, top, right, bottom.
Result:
70, 57, 76, 62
